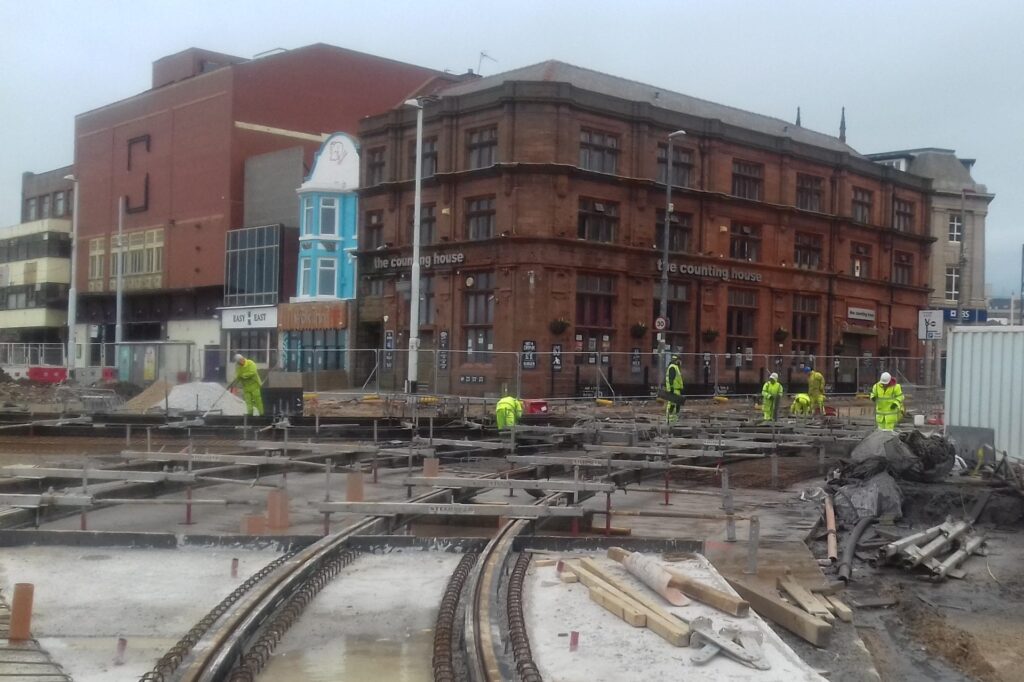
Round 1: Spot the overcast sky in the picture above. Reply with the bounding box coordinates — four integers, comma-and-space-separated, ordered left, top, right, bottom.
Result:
2, 0, 1022, 295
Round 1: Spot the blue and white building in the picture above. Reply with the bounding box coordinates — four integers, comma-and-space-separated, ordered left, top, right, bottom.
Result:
280, 133, 360, 373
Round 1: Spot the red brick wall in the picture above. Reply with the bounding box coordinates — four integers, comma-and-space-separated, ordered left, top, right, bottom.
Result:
357, 90, 933, 396
74, 44, 439, 295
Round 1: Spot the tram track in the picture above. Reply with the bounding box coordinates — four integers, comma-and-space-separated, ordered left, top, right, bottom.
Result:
139, 465, 539, 682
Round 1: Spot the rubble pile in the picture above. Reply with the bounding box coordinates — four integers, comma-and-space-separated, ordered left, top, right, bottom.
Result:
811, 429, 996, 584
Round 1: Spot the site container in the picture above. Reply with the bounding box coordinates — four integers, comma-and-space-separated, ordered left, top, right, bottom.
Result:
945, 326, 1024, 459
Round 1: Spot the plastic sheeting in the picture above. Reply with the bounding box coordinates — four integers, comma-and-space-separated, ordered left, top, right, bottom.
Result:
833, 472, 903, 526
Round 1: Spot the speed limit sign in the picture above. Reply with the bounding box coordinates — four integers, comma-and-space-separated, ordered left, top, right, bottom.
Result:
654, 317, 667, 331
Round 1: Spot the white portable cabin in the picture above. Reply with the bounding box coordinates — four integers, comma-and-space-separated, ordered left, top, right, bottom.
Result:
944, 326, 1024, 460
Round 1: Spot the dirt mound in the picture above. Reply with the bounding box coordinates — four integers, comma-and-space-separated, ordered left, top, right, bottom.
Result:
123, 380, 172, 411
899, 592, 999, 681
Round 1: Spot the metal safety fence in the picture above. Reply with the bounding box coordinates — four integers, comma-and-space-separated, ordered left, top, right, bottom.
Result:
207, 347, 935, 401
0, 343, 66, 367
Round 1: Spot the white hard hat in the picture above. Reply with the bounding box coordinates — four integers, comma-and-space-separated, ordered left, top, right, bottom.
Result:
234, 354, 245, 364
769, 372, 779, 381
880, 372, 892, 384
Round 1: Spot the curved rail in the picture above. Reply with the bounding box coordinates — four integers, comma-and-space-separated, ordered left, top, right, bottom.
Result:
146, 464, 539, 682
464, 493, 561, 682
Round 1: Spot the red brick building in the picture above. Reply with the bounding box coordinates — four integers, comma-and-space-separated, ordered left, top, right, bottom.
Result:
355, 62, 934, 397
73, 44, 440, 367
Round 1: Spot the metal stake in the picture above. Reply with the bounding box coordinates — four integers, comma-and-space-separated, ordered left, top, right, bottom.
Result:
744, 516, 761, 575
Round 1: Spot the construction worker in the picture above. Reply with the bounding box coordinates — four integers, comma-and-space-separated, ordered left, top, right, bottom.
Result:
808, 366, 826, 415
234, 353, 264, 417
870, 371, 904, 431
761, 372, 783, 421
495, 392, 523, 430
664, 354, 684, 425
790, 392, 812, 417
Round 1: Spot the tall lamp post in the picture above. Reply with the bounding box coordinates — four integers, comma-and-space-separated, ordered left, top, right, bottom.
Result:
404, 98, 425, 394
63, 174, 79, 376
115, 195, 125, 344
658, 130, 687, 379
955, 188, 975, 325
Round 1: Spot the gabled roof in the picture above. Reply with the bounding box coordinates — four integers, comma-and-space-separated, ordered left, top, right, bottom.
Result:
439, 60, 860, 156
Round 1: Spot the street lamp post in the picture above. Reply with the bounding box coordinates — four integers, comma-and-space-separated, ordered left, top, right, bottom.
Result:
64, 175, 79, 376
658, 130, 687, 380
955, 188, 976, 326
404, 98, 425, 394
115, 195, 125, 344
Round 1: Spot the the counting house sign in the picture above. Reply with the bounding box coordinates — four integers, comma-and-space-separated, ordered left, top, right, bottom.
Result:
656, 259, 763, 283
373, 251, 466, 271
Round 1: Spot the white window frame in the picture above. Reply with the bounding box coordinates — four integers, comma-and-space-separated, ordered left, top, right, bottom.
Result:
945, 266, 960, 301
948, 212, 962, 243
302, 198, 314, 236
317, 257, 337, 297
300, 258, 312, 296
320, 197, 338, 236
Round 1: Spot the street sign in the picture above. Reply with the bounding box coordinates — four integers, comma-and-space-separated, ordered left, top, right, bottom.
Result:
521, 340, 537, 370
918, 310, 944, 340
551, 344, 562, 372
654, 317, 667, 331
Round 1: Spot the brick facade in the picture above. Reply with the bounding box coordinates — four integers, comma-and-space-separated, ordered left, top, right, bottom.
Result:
72, 44, 440, 341
355, 66, 934, 397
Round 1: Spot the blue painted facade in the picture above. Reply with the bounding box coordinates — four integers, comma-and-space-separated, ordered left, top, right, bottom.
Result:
283, 133, 360, 373
296, 192, 358, 298
295, 133, 360, 300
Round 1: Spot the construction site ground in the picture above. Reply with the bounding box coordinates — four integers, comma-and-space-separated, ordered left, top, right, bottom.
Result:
0, 412, 1021, 681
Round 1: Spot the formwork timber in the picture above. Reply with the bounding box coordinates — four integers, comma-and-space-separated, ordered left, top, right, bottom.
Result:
507, 455, 719, 472
312, 501, 585, 517
402, 476, 615, 492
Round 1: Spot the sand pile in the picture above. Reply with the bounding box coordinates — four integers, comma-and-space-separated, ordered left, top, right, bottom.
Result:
140, 381, 247, 415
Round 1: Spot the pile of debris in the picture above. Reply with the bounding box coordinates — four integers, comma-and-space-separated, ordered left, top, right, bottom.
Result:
826, 429, 957, 527
810, 428, 995, 584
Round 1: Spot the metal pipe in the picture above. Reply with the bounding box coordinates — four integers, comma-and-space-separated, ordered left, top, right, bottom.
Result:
838, 516, 876, 582
878, 523, 944, 561
935, 535, 984, 579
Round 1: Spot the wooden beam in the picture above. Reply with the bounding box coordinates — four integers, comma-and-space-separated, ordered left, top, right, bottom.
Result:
312, 501, 584, 518
576, 558, 690, 646
661, 566, 750, 617
726, 577, 831, 647
825, 596, 853, 623
234, 121, 326, 142
777, 577, 833, 622
588, 585, 647, 627
402, 476, 613, 492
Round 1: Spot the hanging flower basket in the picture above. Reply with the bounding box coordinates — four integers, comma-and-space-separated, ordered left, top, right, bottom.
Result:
549, 317, 570, 335
701, 328, 719, 343
773, 327, 790, 343
630, 322, 648, 339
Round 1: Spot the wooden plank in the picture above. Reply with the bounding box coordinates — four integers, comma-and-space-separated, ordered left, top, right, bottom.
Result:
777, 577, 832, 621
826, 596, 853, 623
726, 577, 832, 647
588, 585, 647, 627
575, 558, 690, 646
661, 566, 750, 617
812, 594, 837, 623
559, 571, 579, 584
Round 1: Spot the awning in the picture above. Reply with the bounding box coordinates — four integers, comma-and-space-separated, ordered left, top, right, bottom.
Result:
842, 326, 878, 336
